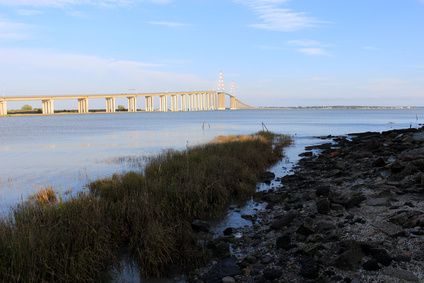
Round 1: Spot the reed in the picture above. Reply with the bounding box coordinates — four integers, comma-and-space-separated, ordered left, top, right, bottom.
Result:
0, 132, 291, 282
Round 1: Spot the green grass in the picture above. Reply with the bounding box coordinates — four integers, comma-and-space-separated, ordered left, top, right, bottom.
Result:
0, 132, 291, 282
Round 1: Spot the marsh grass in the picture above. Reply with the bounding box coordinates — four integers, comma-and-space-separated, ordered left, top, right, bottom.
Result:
0, 132, 291, 282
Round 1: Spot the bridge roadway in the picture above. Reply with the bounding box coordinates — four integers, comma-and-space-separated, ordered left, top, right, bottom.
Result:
0, 91, 252, 116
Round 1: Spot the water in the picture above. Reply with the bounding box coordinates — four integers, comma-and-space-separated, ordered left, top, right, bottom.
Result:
0, 108, 423, 213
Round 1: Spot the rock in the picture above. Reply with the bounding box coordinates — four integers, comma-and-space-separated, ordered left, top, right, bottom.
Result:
260, 171, 275, 183
297, 223, 314, 236
316, 198, 330, 214
300, 257, 319, 279
276, 233, 291, 250
270, 212, 297, 230
316, 185, 330, 197
241, 214, 256, 221
365, 247, 392, 266
400, 147, 424, 161
373, 157, 386, 167
192, 219, 210, 233
329, 191, 366, 209
207, 240, 230, 258
305, 143, 332, 150
202, 257, 241, 283
223, 227, 234, 236
390, 161, 405, 174
412, 132, 424, 142
362, 259, 380, 271
221, 276, 235, 283
333, 241, 365, 270
263, 268, 282, 280
382, 267, 420, 282
390, 210, 424, 228
299, 151, 313, 157
244, 255, 257, 264
366, 197, 389, 207
373, 221, 403, 237
260, 255, 273, 265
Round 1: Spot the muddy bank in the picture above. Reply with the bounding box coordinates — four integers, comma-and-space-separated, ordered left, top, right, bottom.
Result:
191, 127, 424, 283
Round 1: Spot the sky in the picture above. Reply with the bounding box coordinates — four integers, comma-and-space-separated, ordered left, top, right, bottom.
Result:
0, 0, 423, 107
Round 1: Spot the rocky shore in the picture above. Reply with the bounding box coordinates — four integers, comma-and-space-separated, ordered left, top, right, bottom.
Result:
190, 127, 424, 283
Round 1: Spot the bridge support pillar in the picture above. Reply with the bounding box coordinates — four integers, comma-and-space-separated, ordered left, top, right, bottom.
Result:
181, 95, 186, 111
42, 99, 54, 115
218, 92, 226, 110
106, 97, 116, 113
78, 98, 89, 113
170, 95, 178, 111
189, 95, 194, 111
206, 93, 211, 110
127, 96, 137, 112
201, 94, 205, 111
0, 101, 7, 116
159, 95, 168, 112
145, 96, 153, 112
230, 96, 237, 110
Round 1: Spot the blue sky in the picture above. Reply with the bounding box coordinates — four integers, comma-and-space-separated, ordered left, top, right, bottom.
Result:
0, 0, 423, 106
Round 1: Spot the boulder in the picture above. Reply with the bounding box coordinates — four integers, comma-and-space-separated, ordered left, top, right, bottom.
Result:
192, 219, 210, 233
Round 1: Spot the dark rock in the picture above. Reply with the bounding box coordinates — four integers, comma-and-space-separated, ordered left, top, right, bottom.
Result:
207, 240, 230, 259
297, 223, 314, 236
316, 186, 331, 197
316, 198, 330, 214
373, 157, 386, 167
390, 161, 405, 174
202, 257, 241, 283
364, 247, 392, 266
276, 233, 291, 250
223, 227, 234, 236
260, 171, 275, 183
329, 191, 366, 209
333, 241, 365, 270
263, 268, 282, 280
299, 151, 313, 157
192, 219, 210, 233
362, 259, 380, 271
270, 212, 297, 230
390, 210, 424, 228
300, 257, 319, 279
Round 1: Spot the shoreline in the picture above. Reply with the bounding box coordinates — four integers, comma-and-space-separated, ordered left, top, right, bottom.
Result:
0, 132, 292, 282
191, 126, 424, 282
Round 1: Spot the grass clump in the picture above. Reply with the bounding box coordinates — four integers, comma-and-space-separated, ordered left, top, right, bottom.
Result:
0, 131, 292, 282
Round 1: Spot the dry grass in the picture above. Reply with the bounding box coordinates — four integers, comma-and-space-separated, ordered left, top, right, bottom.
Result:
0, 131, 292, 282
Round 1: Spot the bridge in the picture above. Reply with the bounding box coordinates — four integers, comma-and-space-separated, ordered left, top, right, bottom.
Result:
0, 91, 253, 116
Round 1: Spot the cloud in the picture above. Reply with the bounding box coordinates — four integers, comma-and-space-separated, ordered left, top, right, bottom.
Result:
0, 0, 170, 7
147, 21, 189, 28
237, 0, 323, 32
0, 48, 211, 96
16, 9, 44, 16
0, 18, 31, 40
362, 46, 378, 51
297, 47, 328, 56
288, 39, 331, 56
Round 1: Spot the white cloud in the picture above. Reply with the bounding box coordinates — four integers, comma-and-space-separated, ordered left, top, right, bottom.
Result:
0, 48, 211, 96
288, 39, 321, 47
0, 0, 170, 7
288, 39, 331, 56
237, 0, 323, 32
0, 18, 31, 40
147, 21, 189, 28
297, 47, 329, 56
17, 9, 44, 16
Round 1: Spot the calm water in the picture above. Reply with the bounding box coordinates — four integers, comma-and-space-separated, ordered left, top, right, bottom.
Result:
1, 109, 423, 212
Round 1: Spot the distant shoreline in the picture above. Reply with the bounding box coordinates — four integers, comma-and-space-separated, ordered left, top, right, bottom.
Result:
257, 106, 422, 110
2, 106, 423, 117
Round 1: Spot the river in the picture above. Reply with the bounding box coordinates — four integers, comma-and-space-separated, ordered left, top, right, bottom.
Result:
0, 108, 423, 213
